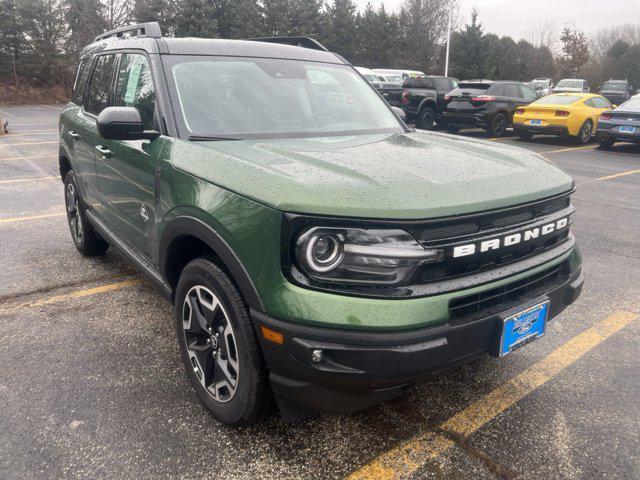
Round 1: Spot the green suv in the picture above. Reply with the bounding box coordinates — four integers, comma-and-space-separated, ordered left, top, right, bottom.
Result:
59, 23, 583, 425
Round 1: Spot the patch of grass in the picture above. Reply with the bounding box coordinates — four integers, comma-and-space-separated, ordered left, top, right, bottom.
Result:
0, 82, 69, 105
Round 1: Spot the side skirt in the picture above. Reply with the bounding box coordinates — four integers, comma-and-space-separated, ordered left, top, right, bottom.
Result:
85, 209, 173, 300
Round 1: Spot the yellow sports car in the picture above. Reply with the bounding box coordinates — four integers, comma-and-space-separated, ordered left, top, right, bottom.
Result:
513, 93, 614, 144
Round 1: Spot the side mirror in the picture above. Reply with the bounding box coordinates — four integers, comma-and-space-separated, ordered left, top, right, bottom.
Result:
391, 106, 406, 121
97, 107, 160, 141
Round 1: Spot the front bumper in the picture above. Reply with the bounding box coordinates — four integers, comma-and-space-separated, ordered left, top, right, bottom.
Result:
252, 253, 583, 417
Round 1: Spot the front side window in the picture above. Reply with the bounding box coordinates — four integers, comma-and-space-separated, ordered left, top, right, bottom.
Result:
520, 85, 538, 102
168, 57, 403, 139
85, 54, 116, 115
114, 53, 156, 130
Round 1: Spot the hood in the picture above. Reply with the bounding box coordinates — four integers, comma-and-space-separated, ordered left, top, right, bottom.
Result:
169, 132, 573, 220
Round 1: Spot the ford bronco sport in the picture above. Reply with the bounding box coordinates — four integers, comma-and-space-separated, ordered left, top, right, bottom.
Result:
59, 23, 583, 425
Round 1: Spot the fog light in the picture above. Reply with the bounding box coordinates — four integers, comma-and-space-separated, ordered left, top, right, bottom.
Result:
311, 349, 323, 363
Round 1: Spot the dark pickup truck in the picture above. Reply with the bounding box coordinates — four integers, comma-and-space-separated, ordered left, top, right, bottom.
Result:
381, 76, 458, 129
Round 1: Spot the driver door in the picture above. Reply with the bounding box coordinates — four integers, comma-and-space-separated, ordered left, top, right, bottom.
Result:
96, 52, 163, 259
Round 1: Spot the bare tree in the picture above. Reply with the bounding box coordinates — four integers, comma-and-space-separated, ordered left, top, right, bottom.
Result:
526, 19, 559, 54
590, 23, 640, 63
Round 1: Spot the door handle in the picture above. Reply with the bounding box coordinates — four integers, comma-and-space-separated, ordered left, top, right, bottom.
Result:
95, 145, 112, 158
69, 131, 81, 140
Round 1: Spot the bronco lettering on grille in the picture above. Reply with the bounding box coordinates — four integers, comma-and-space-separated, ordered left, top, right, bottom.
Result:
452, 218, 569, 258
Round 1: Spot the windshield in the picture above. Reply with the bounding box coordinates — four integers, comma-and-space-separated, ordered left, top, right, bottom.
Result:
557, 80, 583, 88
534, 95, 582, 105
618, 98, 640, 111
169, 56, 403, 139
602, 82, 627, 91
531, 81, 548, 89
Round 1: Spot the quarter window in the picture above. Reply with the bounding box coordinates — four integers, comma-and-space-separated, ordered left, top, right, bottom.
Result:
72, 58, 91, 105
85, 54, 116, 115
591, 97, 612, 108
114, 53, 156, 130
520, 85, 538, 102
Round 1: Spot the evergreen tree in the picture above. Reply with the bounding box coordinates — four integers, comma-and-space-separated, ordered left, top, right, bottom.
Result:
0, 0, 24, 86
174, 0, 217, 38
323, 0, 358, 62
449, 9, 484, 79
213, 0, 263, 39
66, 0, 107, 56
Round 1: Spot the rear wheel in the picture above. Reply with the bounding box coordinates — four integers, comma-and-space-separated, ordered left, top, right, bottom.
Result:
597, 137, 615, 150
488, 112, 508, 136
63, 170, 108, 256
416, 106, 435, 130
576, 120, 593, 145
517, 130, 534, 141
175, 257, 270, 425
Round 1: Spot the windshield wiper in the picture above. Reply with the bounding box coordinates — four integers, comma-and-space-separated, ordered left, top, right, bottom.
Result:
188, 135, 244, 141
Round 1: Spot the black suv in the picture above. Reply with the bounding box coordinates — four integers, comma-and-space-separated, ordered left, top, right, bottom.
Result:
599, 79, 634, 105
442, 80, 539, 136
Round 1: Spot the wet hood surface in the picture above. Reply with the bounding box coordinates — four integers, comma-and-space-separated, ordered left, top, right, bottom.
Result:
170, 131, 573, 219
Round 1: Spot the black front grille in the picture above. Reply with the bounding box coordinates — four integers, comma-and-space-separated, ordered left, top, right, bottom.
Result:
414, 193, 570, 244
449, 261, 569, 323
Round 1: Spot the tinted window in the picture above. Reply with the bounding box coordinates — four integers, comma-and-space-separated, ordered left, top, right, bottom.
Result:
503, 84, 521, 98
72, 58, 91, 105
114, 53, 156, 130
402, 78, 416, 88
435, 78, 451, 91
534, 95, 581, 105
591, 97, 612, 108
85, 54, 115, 115
487, 84, 505, 96
415, 77, 434, 89
520, 85, 538, 102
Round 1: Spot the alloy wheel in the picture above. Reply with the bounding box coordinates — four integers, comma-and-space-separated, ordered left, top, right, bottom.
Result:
580, 121, 592, 144
493, 114, 507, 136
182, 285, 239, 403
66, 182, 83, 242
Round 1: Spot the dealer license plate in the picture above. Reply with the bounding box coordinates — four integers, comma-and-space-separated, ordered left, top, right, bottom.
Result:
530, 119, 542, 126
620, 126, 636, 134
499, 301, 549, 357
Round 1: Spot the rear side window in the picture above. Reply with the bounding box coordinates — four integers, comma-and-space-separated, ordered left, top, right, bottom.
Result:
85, 54, 116, 115
114, 53, 156, 130
402, 78, 416, 88
487, 84, 505, 96
72, 58, 91, 105
502, 84, 521, 98
435, 78, 452, 91
590, 97, 612, 108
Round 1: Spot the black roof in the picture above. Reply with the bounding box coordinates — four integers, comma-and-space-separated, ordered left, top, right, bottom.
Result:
81, 29, 344, 65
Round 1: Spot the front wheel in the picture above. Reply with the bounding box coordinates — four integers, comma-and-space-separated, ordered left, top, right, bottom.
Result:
416, 107, 435, 130
576, 120, 593, 145
63, 170, 108, 256
175, 257, 270, 425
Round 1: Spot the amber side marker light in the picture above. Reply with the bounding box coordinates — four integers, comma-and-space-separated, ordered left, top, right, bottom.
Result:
260, 325, 284, 345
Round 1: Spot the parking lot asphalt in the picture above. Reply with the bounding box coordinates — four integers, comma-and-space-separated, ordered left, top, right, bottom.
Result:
1, 105, 639, 480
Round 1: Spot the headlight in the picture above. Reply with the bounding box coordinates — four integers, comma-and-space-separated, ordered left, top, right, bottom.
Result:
295, 227, 443, 286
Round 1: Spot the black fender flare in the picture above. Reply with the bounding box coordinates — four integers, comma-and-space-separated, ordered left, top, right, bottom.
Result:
159, 216, 264, 311
418, 98, 436, 114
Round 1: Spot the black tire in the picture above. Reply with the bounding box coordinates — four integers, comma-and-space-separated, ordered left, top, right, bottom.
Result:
175, 257, 270, 426
517, 130, 534, 141
576, 120, 593, 145
488, 112, 508, 137
446, 125, 460, 134
416, 106, 436, 130
63, 170, 108, 256
597, 137, 614, 150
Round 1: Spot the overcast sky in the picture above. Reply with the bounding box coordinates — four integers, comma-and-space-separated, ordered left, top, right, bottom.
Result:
354, 0, 640, 41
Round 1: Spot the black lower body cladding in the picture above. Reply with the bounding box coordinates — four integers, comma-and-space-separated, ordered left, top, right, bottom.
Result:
251, 256, 583, 419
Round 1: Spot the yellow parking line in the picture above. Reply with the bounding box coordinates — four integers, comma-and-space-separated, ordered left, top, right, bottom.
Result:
0, 176, 57, 185
347, 310, 639, 480
0, 141, 58, 147
0, 212, 65, 224
597, 168, 640, 181
545, 145, 597, 154
0, 279, 143, 316
0, 154, 57, 162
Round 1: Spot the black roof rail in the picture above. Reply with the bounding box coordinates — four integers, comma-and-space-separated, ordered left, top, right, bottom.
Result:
94, 22, 162, 42
249, 36, 329, 52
